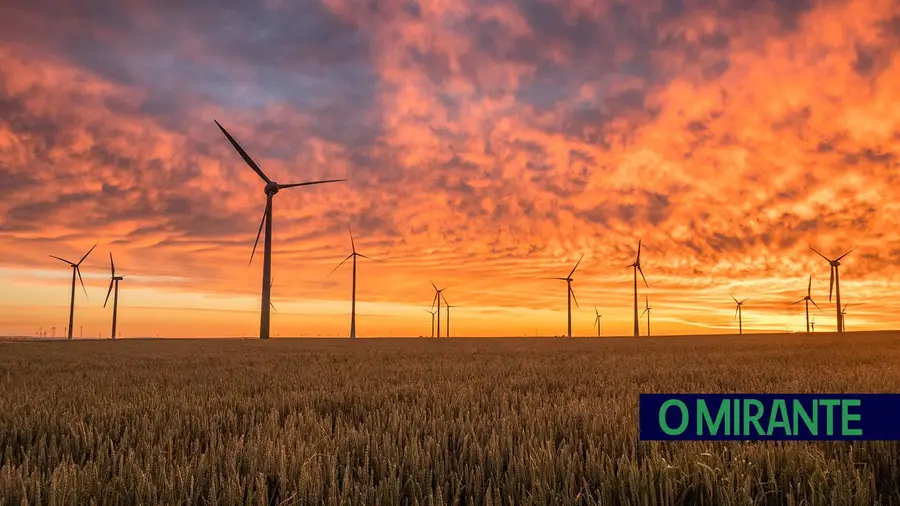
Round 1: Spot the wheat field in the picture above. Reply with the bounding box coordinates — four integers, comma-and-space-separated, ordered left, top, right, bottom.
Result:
2, 333, 900, 505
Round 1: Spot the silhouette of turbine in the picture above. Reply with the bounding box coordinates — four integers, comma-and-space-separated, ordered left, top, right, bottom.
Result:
430, 282, 449, 338
425, 309, 437, 338
641, 295, 652, 337
329, 225, 382, 339
841, 303, 849, 331
731, 295, 748, 335
811, 315, 816, 333
445, 302, 459, 338
215, 120, 347, 340
103, 252, 125, 340
547, 253, 583, 338
809, 245, 857, 333
629, 240, 649, 338
50, 242, 97, 340
593, 307, 602, 337
791, 275, 822, 333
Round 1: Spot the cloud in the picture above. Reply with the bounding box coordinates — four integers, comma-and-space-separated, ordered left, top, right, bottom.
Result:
0, 0, 899, 336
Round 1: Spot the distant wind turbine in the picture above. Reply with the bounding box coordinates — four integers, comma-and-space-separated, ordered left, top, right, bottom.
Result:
430, 282, 449, 338
215, 120, 347, 340
547, 253, 583, 338
50, 242, 98, 340
103, 253, 125, 340
641, 295, 652, 337
811, 315, 816, 333
425, 309, 436, 338
629, 240, 649, 338
841, 303, 849, 331
731, 295, 748, 335
445, 302, 458, 338
791, 275, 822, 333
809, 245, 857, 333
329, 225, 382, 339
593, 308, 602, 337
268, 277, 277, 313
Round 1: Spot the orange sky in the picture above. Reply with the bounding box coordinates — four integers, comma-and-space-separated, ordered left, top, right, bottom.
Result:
1, 0, 898, 338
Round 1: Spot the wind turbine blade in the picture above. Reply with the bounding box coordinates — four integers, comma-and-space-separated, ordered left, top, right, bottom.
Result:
730, 294, 738, 304
837, 246, 858, 261
808, 246, 831, 262
644, 294, 649, 309
441, 293, 449, 306
807, 274, 812, 297
214, 120, 270, 183
734, 305, 739, 321
249, 201, 269, 266
104, 280, 114, 308
49, 255, 74, 265
77, 242, 98, 266
638, 265, 649, 288
76, 267, 89, 300
740, 298, 749, 304
641, 308, 648, 317
270, 301, 278, 313
828, 267, 834, 303
810, 299, 823, 313
791, 299, 804, 305
109, 252, 115, 277
570, 286, 579, 308
431, 292, 438, 310
568, 253, 584, 278
595, 307, 599, 316
593, 318, 597, 328
430, 279, 438, 291
357, 253, 384, 263
636, 239, 642, 264
347, 224, 356, 254
328, 253, 354, 277
278, 179, 348, 189
843, 303, 849, 312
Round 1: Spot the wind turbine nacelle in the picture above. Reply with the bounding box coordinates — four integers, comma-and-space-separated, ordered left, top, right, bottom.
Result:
265, 181, 280, 195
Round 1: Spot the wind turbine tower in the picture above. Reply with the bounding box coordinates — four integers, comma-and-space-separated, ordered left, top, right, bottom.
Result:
548, 253, 583, 338
103, 253, 125, 340
329, 225, 381, 339
50, 242, 98, 340
215, 120, 347, 339
629, 240, 649, 338
809, 246, 856, 332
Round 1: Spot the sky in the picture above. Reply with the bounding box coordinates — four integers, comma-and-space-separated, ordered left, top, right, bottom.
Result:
0, 0, 898, 338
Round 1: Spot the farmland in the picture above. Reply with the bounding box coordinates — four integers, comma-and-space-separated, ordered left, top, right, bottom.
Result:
2, 333, 900, 505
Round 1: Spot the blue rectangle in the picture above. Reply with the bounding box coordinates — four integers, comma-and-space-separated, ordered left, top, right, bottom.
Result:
639, 394, 900, 441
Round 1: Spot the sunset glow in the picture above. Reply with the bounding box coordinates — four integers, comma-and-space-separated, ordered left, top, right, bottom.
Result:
1, 0, 898, 337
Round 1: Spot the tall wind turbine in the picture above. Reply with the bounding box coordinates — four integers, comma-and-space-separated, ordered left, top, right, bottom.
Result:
731, 295, 748, 335
430, 282, 448, 338
629, 240, 649, 338
50, 242, 98, 340
425, 309, 436, 338
841, 303, 849, 331
329, 225, 381, 339
593, 308, 602, 337
641, 295, 652, 337
103, 253, 125, 340
548, 253, 583, 338
809, 246, 857, 333
791, 275, 821, 333
215, 120, 347, 340
811, 315, 816, 333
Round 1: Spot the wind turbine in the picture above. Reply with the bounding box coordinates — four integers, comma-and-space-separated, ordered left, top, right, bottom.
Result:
50, 242, 98, 340
593, 307, 602, 337
731, 295, 748, 335
547, 253, 583, 338
268, 277, 277, 313
215, 120, 347, 340
445, 302, 458, 338
809, 246, 857, 332
811, 315, 816, 333
629, 240, 649, 338
425, 309, 436, 338
430, 282, 448, 338
841, 303, 849, 331
791, 275, 822, 333
641, 295, 652, 337
329, 225, 382, 339
103, 253, 125, 340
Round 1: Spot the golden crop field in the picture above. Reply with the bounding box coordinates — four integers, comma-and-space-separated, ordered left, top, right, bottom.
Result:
2, 333, 900, 505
